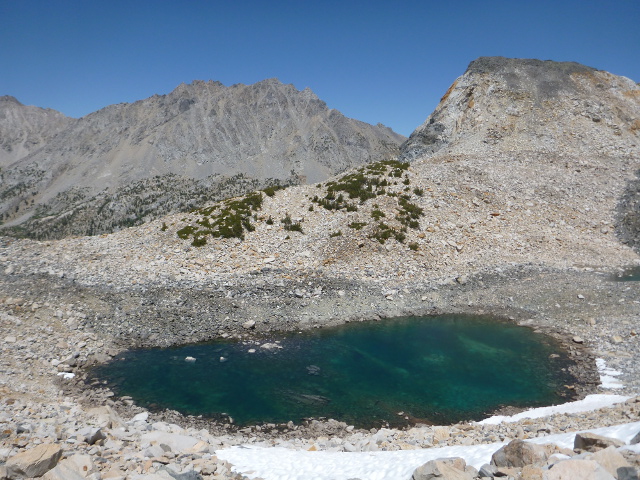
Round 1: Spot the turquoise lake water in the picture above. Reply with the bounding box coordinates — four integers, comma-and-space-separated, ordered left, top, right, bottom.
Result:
90, 315, 576, 427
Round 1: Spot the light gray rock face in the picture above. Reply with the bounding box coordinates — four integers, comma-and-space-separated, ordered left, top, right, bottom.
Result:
0, 95, 72, 169
399, 56, 639, 163
0, 79, 404, 239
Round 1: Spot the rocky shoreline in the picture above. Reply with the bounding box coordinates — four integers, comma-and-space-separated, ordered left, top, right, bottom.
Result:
2, 249, 640, 478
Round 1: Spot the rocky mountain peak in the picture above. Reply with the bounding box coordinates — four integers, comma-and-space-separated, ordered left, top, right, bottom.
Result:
0, 79, 404, 239
400, 56, 639, 162
0, 95, 23, 105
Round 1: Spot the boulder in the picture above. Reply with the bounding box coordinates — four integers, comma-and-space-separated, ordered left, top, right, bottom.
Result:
42, 456, 92, 480
630, 431, 640, 445
140, 432, 200, 454
590, 446, 631, 477
77, 426, 106, 445
491, 439, 553, 467
617, 466, 640, 480
411, 457, 475, 480
545, 459, 615, 480
5, 444, 63, 479
86, 405, 125, 429
574, 432, 625, 452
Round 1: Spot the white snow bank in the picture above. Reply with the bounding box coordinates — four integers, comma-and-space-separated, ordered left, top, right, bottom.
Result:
217, 421, 640, 480
596, 358, 624, 389
478, 394, 630, 425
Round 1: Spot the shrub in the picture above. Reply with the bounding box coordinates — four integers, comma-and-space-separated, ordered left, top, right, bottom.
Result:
348, 221, 367, 230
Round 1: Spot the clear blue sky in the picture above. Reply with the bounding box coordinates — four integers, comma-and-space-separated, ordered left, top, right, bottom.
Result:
1, 0, 638, 136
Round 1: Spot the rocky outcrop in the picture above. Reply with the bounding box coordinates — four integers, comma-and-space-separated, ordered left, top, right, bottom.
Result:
0, 80, 404, 239
400, 57, 639, 162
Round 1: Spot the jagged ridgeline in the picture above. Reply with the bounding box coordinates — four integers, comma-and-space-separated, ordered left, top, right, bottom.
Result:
0, 80, 404, 239
173, 159, 424, 250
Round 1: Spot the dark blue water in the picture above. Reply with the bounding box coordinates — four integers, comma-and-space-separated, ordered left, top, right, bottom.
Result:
90, 315, 575, 427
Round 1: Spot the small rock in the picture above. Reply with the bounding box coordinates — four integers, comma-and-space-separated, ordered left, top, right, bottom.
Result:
242, 320, 256, 329
185, 356, 196, 362
572, 336, 584, 344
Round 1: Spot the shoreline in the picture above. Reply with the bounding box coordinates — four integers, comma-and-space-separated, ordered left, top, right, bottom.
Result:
2, 257, 640, 478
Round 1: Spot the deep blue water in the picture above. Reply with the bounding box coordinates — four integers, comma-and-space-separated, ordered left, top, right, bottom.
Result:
90, 315, 576, 428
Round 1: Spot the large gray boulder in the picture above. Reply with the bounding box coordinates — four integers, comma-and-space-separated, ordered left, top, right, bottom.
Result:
545, 459, 615, 480
4, 444, 63, 479
574, 432, 625, 452
491, 439, 553, 468
411, 457, 476, 480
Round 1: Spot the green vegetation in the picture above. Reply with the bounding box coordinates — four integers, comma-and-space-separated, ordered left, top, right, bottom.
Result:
281, 213, 304, 233
161, 222, 168, 231
174, 191, 265, 245
348, 221, 367, 230
329, 230, 342, 237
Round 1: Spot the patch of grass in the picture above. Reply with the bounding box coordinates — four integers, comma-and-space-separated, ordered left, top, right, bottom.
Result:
408, 242, 419, 251
160, 222, 168, 231
329, 230, 342, 237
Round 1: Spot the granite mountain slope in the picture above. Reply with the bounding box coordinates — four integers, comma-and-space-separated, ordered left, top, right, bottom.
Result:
0, 95, 72, 168
0, 79, 403, 238
400, 57, 639, 162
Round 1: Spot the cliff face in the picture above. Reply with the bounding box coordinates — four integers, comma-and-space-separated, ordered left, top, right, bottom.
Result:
0, 80, 404, 238
400, 57, 639, 161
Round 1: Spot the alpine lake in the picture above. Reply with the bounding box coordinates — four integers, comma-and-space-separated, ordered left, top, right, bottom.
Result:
90, 314, 577, 428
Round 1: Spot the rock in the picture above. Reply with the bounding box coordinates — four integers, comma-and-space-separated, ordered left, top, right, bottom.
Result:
4, 336, 17, 343
132, 411, 149, 423
140, 432, 201, 453
184, 356, 196, 362
630, 430, 640, 445
590, 446, 631, 477
573, 336, 584, 344
77, 426, 106, 445
491, 439, 553, 467
5, 443, 63, 479
42, 454, 95, 480
612, 335, 624, 344
242, 320, 256, 329
86, 405, 125, 429
617, 466, 640, 480
545, 459, 615, 480
574, 432, 625, 452
411, 457, 475, 480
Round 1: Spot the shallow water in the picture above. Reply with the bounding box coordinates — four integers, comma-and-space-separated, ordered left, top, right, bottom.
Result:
91, 315, 576, 427
612, 266, 640, 281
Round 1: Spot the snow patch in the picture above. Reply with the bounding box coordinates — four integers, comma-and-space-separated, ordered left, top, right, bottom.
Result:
478, 394, 630, 425
596, 358, 624, 389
